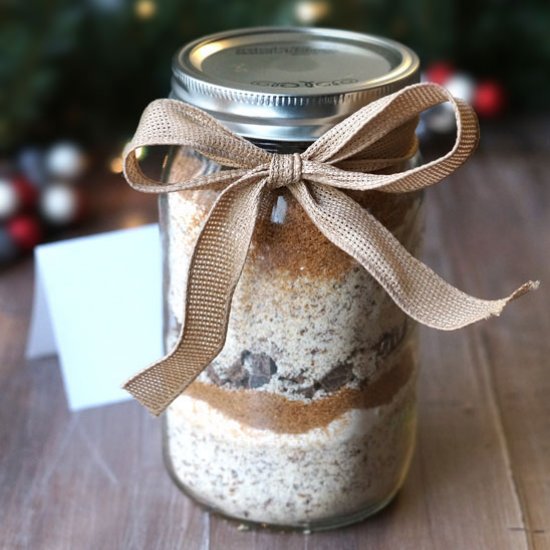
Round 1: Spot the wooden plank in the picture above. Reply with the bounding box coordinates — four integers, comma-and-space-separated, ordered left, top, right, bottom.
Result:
429, 150, 550, 549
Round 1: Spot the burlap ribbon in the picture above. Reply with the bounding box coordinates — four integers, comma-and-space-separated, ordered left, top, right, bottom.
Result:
122, 82, 538, 416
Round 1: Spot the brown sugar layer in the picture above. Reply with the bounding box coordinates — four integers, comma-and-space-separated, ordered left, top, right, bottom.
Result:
248, 189, 422, 280
185, 346, 415, 434
168, 148, 423, 281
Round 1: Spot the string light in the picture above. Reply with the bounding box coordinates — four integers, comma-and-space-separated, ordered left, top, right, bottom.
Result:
109, 157, 123, 174
135, 0, 156, 19
295, 0, 330, 24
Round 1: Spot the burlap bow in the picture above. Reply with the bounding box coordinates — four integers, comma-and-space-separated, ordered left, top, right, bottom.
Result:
122, 82, 538, 415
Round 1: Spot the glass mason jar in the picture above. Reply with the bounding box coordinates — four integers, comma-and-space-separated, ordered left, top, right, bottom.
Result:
160, 28, 422, 530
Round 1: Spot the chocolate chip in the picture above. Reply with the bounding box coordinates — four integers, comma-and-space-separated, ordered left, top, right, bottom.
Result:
297, 385, 316, 399
241, 351, 277, 388
224, 357, 249, 388
319, 362, 354, 392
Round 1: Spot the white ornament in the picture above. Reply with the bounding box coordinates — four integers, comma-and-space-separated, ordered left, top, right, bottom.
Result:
45, 142, 85, 180
425, 103, 456, 134
40, 184, 78, 225
445, 73, 475, 103
295, 0, 330, 24
0, 178, 19, 221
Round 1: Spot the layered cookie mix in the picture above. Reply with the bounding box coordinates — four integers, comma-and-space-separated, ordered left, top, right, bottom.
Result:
161, 148, 423, 527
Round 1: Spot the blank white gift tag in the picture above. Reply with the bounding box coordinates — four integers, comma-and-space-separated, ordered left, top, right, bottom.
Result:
26, 224, 163, 411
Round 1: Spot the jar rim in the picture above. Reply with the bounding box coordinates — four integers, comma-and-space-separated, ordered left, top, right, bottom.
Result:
171, 27, 419, 142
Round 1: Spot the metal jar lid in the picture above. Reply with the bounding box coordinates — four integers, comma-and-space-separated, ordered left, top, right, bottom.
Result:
171, 27, 419, 142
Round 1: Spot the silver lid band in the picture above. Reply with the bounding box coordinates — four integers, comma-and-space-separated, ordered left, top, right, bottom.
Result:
171, 27, 420, 141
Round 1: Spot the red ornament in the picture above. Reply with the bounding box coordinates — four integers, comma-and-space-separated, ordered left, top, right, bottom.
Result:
12, 175, 38, 211
474, 80, 506, 118
7, 215, 43, 251
425, 62, 455, 85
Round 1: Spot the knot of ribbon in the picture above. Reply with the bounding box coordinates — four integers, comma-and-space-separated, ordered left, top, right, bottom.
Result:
122, 82, 538, 416
268, 153, 303, 189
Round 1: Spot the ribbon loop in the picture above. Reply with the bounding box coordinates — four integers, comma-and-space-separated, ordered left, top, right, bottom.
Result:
121, 82, 538, 415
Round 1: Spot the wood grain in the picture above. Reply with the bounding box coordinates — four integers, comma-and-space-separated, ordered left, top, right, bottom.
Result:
0, 122, 549, 550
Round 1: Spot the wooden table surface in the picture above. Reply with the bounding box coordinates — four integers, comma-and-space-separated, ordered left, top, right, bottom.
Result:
1, 121, 549, 550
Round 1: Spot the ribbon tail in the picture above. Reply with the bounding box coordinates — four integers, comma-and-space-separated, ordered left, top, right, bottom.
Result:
124, 180, 267, 415
291, 182, 539, 331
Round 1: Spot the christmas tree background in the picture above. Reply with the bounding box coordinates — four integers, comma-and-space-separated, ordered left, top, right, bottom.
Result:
2, 0, 549, 154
